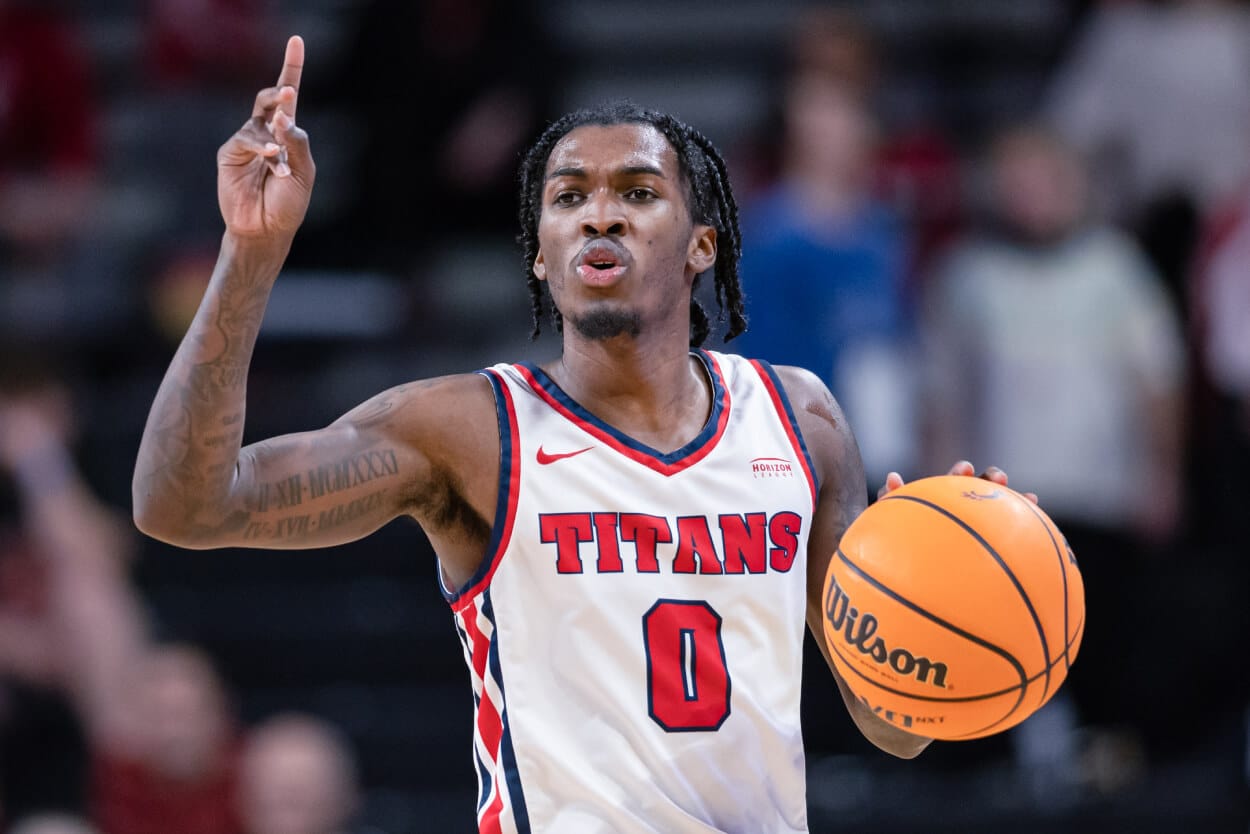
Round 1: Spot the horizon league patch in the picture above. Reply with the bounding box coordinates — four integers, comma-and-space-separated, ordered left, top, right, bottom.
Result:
749, 456, 794, 479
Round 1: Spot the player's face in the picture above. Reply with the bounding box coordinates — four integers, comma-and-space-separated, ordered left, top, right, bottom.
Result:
533, 123, 716, 342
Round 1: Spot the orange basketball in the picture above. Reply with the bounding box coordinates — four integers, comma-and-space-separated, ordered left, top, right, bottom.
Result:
822, 475, 1084, 741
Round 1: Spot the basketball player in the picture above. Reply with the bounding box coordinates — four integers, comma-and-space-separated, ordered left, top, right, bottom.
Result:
132, 37, 1021, 833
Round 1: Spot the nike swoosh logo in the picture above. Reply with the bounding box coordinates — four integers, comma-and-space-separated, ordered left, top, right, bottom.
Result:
536, 445, 595, 465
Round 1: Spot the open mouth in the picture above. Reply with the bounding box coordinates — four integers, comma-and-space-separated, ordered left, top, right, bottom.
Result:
576, 241, 629, 283
579, 242, 626, 270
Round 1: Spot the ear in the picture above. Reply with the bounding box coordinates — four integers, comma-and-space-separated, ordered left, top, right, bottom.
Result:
533, 249, 547, 282
687, 224, 717, 275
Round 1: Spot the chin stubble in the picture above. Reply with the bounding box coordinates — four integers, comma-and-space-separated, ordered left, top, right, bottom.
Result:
569, 308, 643, 341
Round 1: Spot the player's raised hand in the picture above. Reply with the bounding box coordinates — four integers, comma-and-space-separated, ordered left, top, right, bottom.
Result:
877, 461, 1039, 504
217, 36, 315, 241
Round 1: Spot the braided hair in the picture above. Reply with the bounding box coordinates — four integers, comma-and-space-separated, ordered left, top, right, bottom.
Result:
517, 102, 747, 347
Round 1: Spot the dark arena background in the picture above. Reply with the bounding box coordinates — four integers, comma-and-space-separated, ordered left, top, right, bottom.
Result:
2, 0, 1248, 832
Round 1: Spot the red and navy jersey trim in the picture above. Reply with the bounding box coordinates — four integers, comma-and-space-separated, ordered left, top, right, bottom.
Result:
484, 591, 531, 834
440, 369, 522, 612
514, 349, 731, 477
750, 359, 820, 510
451, 589, 531, 833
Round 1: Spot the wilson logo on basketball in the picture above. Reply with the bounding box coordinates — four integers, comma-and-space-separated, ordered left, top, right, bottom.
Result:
749, 456, 794, 478
825, 578, 949, 688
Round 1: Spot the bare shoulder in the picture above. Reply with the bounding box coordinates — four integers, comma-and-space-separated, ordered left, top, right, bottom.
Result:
769, 364, 866, 508
769, 365, 851, 449
334, 371, 498, 471
334, 372, 497, 434
328, 371, 503, 558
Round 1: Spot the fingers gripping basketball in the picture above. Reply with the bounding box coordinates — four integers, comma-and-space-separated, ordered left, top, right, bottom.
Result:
822, 475, 1085, 741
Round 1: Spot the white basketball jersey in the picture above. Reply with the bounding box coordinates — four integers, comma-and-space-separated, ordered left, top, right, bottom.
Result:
439, 350, 819, 834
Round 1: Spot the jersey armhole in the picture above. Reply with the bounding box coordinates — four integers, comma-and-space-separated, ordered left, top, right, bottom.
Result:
438, 369, 522, 611
748, 359, 820, 510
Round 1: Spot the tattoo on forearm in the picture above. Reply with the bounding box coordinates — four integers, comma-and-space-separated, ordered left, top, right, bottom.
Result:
149, 403, 193, 469
217, 272, 269, 346
206, 460, 234, 478
214, 363, 248, 390
136, 247, 280, 534
203, 430, 242, 449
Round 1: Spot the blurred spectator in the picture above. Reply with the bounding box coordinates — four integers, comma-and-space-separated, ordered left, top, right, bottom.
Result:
1191, 182, 1250, 538
0, 1, 99, 339
922, 125, 1186, 755
325, 0, 549, 270
876, 123, 963, 288
789, 8, 880, 100
0, 377, 244, 834
238, 714, 364, 834
0, 370, 99, 825
740, 9, 963, 283
792, 8, 965, 285
1047, 0, 1250, 293
1195, 212, 1250, 410
1049, 0, 1250, 218
1181, 184, 1250, 738
0, 617, 90, 826
734, 71, 915, 481
0, 1, 98, 260
90, 645, 243, 834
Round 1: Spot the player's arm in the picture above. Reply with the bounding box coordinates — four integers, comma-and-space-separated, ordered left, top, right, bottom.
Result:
773, 365, 934, 759
131, 36, 472, 551
134, 374, 480, 550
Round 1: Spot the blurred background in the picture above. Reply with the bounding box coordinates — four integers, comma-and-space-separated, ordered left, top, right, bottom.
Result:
2, 0, 1249, 831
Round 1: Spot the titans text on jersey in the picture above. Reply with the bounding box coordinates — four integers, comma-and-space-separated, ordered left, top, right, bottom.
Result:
539, 510, 804, 575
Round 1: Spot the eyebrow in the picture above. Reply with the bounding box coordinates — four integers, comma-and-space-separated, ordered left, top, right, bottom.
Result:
545, 164, 667, 181
619, 164, 666, 178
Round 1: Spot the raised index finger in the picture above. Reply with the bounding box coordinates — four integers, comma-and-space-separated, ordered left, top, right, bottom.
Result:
275, 35, 304, 119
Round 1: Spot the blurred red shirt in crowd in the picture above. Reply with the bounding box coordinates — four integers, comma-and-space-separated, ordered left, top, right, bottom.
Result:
144, 0, 272, 89
0, 5, 97, 177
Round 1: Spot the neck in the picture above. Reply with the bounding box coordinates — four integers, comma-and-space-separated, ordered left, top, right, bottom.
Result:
557, 321, 696, 401
547, 322, 712, 452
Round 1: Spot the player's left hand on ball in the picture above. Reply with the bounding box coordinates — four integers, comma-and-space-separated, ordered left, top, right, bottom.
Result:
878, 460, 1039, 505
